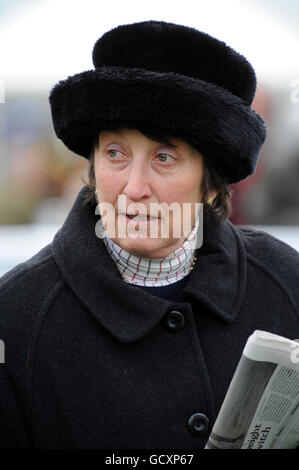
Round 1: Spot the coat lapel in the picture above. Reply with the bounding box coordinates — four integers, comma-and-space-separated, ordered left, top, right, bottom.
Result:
178, 213, 247, 323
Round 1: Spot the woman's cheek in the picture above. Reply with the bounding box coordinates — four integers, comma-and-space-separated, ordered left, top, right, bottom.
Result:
97, 172, 118, 200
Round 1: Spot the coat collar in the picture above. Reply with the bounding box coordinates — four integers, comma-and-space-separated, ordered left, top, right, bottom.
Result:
52, 187, 247, 343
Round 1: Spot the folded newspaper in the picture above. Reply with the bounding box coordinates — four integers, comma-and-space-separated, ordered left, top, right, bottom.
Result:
205, 330, 299, 449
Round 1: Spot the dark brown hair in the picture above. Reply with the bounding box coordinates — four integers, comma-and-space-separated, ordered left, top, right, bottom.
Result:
81, 127, 233, 221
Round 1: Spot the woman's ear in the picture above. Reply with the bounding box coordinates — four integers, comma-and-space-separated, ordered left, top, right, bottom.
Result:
207, 191, 218, 205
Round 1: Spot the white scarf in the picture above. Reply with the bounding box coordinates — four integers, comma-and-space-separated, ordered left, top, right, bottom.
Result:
102, 215, 200, 287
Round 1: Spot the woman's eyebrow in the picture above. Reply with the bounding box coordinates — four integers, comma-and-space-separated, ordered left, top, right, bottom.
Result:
152, 138, 178, 149
102, 136, 178, 149
158, 141, 178, 149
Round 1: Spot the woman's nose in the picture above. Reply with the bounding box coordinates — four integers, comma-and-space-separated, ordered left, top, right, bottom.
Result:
123, 163, 152, 201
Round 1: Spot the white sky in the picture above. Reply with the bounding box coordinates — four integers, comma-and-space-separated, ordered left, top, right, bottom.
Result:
0, 0, 299, 92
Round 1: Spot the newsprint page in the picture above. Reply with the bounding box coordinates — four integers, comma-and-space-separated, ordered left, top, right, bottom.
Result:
205, 331, 299, 449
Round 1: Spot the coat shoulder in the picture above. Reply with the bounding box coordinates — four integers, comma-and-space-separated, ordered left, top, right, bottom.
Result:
0, 243, 62, 331
235, 225, 299, 309
236, 225, 299, 266
0, 243, 60, 294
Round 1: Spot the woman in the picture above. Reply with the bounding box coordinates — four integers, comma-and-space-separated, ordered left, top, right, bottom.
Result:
0, 20, 298, 449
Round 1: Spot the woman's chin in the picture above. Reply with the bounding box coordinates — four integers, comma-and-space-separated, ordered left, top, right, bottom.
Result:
111, 236, 180, 259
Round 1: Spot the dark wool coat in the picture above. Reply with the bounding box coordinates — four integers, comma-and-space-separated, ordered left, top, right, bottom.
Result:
0, 187, 298, 449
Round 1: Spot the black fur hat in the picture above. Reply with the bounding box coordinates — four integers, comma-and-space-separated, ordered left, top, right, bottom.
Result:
49, 20, 267, 184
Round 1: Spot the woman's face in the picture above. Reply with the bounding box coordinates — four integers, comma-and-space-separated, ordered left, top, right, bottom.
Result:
94, 128, 213, 258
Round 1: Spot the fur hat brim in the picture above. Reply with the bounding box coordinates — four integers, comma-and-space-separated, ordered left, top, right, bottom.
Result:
49, 64, 266, 184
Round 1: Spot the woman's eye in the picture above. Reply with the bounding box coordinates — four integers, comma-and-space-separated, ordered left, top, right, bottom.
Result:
107, 150, 174, 164
156, 153, 175, 164
107, 149, 123, 159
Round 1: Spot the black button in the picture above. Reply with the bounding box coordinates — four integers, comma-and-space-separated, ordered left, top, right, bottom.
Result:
188, 413, 209, 436
163, 310, 185, 331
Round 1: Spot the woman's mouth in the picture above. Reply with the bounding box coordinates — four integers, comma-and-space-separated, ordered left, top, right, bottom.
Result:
124, 214, 160, 224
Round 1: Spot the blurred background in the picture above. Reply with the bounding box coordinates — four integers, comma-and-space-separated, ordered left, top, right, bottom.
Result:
0, 0, 299, 275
